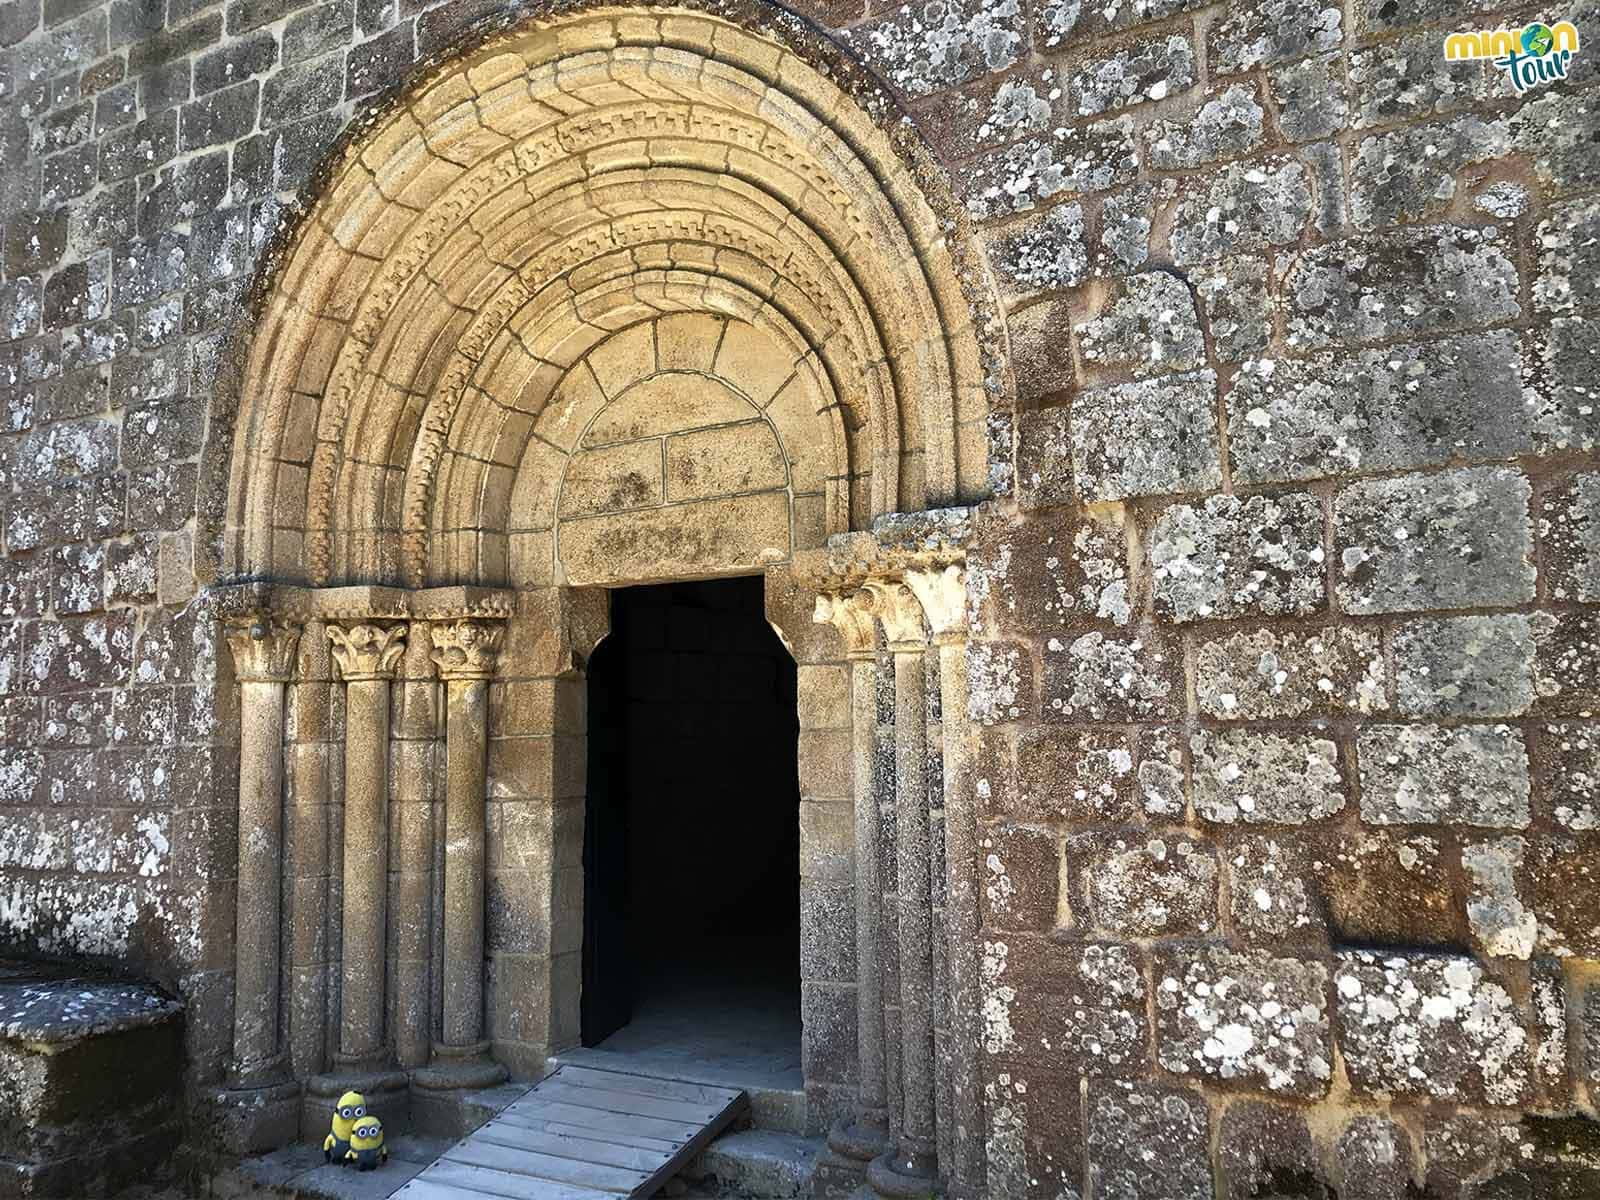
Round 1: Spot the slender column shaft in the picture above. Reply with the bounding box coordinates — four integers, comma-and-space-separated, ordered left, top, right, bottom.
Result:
392, 629, 438, 1069
850, 651, 886, 1123
890, 642, 935, 1163
904, 563, 983, 1198
328, 623, 406, 1067
936, 634, 983, 1195
415, 617, 507, 1092
441, 674, 489, 1046
225, 618, 300, 1086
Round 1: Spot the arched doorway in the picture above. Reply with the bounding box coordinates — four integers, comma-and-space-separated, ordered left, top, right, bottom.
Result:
211, 5, 991, 1188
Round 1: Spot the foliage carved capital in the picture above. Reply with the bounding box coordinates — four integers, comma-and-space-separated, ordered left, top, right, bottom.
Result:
224, 617, 302, 684
428, 619, 504, 680
327, 622, 407, 681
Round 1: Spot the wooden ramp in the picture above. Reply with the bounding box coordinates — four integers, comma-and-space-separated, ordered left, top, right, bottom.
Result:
391, 1065, 748, 1200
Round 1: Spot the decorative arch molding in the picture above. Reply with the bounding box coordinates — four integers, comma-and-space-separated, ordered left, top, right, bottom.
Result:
224, 6, 991, 590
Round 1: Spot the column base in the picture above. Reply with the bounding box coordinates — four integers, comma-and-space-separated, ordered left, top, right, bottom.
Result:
814, 1112, 893, 1198
211, 1078, 302, 1154
412, 1040, 509, 1090
867, 1148, 940, 1199
303, 1066, 411, 1142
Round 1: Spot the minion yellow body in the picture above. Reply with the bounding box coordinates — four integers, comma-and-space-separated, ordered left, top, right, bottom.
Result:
322, 1091, 367, 1163
344, 1117, 388, 1171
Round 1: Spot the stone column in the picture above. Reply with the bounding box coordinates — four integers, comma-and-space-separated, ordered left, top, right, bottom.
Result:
414, 619, 510, 1114
812, 590, 890, 1196
312, 621, 410, 1115
906, 565, 983, 1199
218, 614, 303, 1149
865, 580, 939, 1197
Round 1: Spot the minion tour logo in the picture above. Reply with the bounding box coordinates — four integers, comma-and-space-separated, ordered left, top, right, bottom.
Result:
1444, 21, 1581, 92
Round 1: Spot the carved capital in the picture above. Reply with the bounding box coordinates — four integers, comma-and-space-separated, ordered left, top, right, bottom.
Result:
327, 622, 407, 681
813, 590, 877, 661
862, 579, 926, 651
904, 565, 968, 645
428, 619, 504, 680
224, 617, 301, 683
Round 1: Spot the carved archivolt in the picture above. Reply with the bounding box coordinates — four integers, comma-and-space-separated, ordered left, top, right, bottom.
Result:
227, 7, 987, 589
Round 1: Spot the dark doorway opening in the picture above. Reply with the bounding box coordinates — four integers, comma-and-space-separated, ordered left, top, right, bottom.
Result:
581, 577, 802, 1084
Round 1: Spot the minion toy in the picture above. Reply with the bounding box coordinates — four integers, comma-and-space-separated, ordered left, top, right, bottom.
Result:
322, 1091, 366, 1163
345, 1116, 389, 1171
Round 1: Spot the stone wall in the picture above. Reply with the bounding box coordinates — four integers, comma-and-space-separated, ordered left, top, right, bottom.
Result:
0, 0, 1596, 1187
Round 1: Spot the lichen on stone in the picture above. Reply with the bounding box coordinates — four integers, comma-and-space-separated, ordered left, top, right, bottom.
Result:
1190, 727, 1345, 824
1168, 156, 1311, 266
1075, 271, 1204, 378
1143, 84, 1264, 169
1357, 723, 1531, 828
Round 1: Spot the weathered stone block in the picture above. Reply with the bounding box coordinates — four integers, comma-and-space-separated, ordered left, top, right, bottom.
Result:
1462, 836, 1537, 960
962, 121, 1138, 219
1535, 197, 1600, 314
1071, 33, 1194, 116
1226, 334, 1531, 483
1348, 29, 1491, 128
1192, 256, 1270, 362
1217, 1100, 1323, 1199
1351, 115, 1509, 229
1334, 950, 1535, 1105
1006, 299, 1073, 408
968, 640, 1030, 725
1526, 835, 1600, 957
1196, 625, 1386, 720
1015, 405, 1072, 510
968, 507, 1131, 637
1169, 156, 1311, 266
1210, 0, 1340, 74
1191, 727, 1345, 824
1337, 1116, 1416, 1200
1153, 944, 1331, 1096
1097, 185, 1152, 274
1542, 472, 1600, 602
846, 0, 1023, 100
1530, 318, 1600, 452
1511, 91, 1600, 198
1334, 467, 1534, 615
1085, 1080, 1210, 1200
1074, 831, 1218, 937
1225, 836, 1320, 944
1136, 726, 1184, 819
1315, 831, 1461, 945
1358, 723, 1530, 828
1269, 53, 1345, 141
1532, 611, 1600, 715
984, 1070, 1083, 1200
987, 203, 1087, 290
1395, 615, 1536, 718
1074, 271, 1203, 378
980, 823, 1059, 931
1284, 226, 1520, 348
1149, 492, 1325, 623
1535, 723, 1600, 831
1042, 629, 1180, 721
1012, 726, 1137, 824
1070, 370, 1221, 502
982, 936, 1146, 1078
1142, 83, 1262, 168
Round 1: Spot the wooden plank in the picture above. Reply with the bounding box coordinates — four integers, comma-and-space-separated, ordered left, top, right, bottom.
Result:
486, 1116, 682, 1154
470, 1122, 673, 1172
629, 1082, 747, 1198
445, 1140, 648, 1193
494, 1098, 705, 1143
399, 1065, 750, 1199
395, 1160, 619, 1200
528, 1080, 731, 1124
554, 1066, 742, 1106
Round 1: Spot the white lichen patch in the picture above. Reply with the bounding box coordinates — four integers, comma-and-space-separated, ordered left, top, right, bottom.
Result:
1150, 492, 1326, 622
1155, 948, 1331, 1095
1190, 727, 1345, 824
1334, 950, 1533, 1105
1195, 625, 1387, 719
968, 641, 1026, 724
1462, 837, 1536, 959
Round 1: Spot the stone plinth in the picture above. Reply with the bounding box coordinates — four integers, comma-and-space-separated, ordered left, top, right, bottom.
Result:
0, 962, 185, 1197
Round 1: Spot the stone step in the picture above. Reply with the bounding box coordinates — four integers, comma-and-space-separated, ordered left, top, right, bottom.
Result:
678, 1130, 823, 1199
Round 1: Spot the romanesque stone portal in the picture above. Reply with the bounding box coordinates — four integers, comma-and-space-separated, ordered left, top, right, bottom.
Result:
0, 0, 1598, 1194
